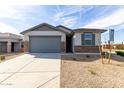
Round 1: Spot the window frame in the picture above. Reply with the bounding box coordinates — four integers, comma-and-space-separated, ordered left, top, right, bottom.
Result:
84, 33, 92, 40
83, 33, 93, 45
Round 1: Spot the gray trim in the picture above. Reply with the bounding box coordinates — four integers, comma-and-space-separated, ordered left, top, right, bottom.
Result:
20, 23, 67, 35
56, 25, 72, 31
74, 28, 106, 33
20, 23, 107, 35
81, 34, 84, 45
92, 33, 95, 45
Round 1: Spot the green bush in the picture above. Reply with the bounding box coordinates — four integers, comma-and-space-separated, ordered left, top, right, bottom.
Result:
116, 51, 122, 55
116, 51, 124, 57
121, 52, 124, 56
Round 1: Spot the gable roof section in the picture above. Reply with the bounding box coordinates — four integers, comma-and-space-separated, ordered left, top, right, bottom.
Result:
20, 23, 67, 35
56, 25, 72, 33
20, 22, 107, 35
73, 28, 107, 33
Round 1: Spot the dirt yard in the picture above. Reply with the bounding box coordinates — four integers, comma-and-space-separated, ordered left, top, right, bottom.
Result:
60, 54, 124, 88
0, 52, 24, 63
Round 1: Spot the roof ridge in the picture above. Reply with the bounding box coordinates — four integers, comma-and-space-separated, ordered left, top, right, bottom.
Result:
20, 22, 68, 34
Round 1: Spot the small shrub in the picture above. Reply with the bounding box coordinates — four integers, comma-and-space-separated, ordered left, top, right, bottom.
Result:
121, 52, 124, 56
0, 56, 5, 60
72, 58, 77, 61
88, 69, 97, 75
116, 51, 122, 55
116, 51, 124, 57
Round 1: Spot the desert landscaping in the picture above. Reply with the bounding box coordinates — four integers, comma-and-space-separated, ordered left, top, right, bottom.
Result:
0, 53, 24, 63
60, 54, 124, 88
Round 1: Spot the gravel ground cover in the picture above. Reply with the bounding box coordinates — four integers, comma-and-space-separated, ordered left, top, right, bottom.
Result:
61, 54, 124, 88
0, 53, 24, 63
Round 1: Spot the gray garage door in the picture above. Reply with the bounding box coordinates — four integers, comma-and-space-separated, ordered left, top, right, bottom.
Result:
0, 42, 7, 54
29, 36, 61, 53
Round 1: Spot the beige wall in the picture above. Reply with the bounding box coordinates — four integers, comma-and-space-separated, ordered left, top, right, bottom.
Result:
73, 33, 82, 46
24, 30, 66, 42
7, 41, 11, 53
95, 33, 101, 45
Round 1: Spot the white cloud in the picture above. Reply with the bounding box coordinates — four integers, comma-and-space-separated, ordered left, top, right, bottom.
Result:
0, 5, 16, 18
0, 5, 37, 34
0, 22, 19, 34
83, 8, 124, 28
54, 12, 64, 21
61, 16, 78, 27
62, 6, 83, 16
0, 5, 25, 19
64, 6, 94, 17
54, 6, 94, 27
54, 6, 94, 20
0, 5, 36, 21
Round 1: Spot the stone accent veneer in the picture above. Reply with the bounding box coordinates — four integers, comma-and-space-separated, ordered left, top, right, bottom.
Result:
74, 46, 100, 53
24, 41, 29, 52
61, 42, 66, 52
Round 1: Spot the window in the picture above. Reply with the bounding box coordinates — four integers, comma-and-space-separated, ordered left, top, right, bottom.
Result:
84, 33, 92, 45
84, 33, 92, 40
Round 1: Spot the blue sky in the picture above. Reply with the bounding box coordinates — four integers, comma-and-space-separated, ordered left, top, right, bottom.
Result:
0, 5, 124, 44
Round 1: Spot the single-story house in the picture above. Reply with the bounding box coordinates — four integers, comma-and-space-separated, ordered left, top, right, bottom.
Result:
0, 33, 22, 53
20, 23, 106, 53
73, 28, 106, 53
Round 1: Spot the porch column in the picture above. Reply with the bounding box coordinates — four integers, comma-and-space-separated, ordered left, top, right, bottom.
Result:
7, 41, 11, 53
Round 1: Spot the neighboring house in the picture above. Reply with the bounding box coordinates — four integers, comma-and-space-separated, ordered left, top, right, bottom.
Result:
0, 33, 22, 53
20, 23, 106, 53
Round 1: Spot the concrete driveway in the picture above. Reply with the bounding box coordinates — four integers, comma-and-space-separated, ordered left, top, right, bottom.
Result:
0, 53, 61, 88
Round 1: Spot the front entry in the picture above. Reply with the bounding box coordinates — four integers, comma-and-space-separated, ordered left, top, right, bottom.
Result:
11, 42, 15, 52
66, 35, 73, 53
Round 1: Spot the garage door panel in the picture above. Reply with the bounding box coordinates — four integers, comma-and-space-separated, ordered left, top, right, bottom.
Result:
29, 36, 61, 53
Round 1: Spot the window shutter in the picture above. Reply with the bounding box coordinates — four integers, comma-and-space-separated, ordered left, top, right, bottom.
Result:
92, 33, 95, 45
81, 34, 84, 45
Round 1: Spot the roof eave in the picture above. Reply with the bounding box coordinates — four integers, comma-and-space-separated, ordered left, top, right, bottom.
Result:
73, 29, 107, 33
20, 23, 67, 35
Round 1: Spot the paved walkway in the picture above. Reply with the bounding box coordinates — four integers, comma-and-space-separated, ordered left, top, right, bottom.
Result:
0, 53, 60, 88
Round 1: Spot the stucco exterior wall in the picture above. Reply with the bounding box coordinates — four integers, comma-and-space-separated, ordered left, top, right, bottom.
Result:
73, 33, 82, 46
95, 33, 101, 45
24, 30, 66, 42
